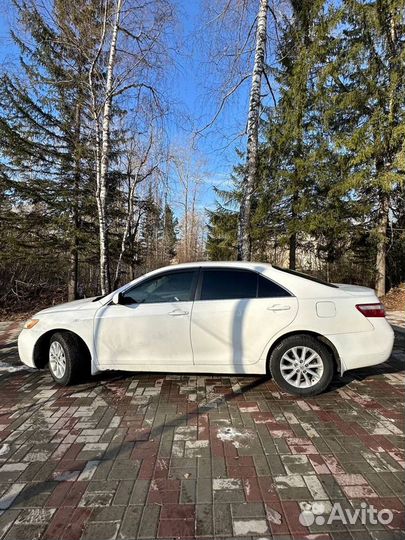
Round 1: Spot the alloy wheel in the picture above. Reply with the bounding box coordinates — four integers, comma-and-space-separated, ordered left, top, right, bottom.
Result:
279, 346, 324, 388
49, 341, 67, 379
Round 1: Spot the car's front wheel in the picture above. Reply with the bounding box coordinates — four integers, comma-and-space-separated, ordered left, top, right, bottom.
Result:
49, 332, 86, 385
269, 334, 334, 396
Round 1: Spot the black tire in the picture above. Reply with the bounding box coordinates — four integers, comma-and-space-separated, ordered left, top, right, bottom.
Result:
48, 331, 88, 385
269, 334, 334, 396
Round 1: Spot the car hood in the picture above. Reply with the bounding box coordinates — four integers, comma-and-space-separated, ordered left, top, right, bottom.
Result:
37, 297, 100, 315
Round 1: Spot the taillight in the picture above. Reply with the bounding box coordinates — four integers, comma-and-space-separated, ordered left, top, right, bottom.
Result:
356, 303, 385, 318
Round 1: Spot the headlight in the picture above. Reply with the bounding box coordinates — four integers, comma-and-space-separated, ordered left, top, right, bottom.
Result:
24, 319, 39, 329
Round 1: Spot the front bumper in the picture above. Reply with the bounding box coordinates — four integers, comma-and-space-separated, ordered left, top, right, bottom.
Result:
326, 319, 395, 373
17, 328, 38, 368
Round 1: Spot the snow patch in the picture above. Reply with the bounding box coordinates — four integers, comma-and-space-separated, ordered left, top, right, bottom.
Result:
216, 426, 254, 448
213, 478, 242, 490
233, 519, 269, 535
0, 361, 28, 373
0, 444, 10, 456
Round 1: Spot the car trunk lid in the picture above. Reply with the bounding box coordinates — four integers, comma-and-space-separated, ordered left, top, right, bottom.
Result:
333, 283, 377, 298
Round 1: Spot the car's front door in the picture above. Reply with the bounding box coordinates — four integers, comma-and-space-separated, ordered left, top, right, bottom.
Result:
94, 269, 198, 370
190, 268, 298, 371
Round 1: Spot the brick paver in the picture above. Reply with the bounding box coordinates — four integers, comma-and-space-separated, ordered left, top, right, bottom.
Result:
0, 321, 404, 539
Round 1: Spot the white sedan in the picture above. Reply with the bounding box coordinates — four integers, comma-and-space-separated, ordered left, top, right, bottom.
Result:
18, 262, 394, 396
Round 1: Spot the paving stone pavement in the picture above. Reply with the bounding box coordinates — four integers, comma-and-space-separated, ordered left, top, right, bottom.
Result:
0, 321, 404, 540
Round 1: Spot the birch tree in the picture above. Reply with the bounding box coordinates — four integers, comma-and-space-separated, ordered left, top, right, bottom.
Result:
89, 0, 120, 294
86, 0, 174, 294
200, 0, 280, 261
238, 0, 268, 260
171, 150, 205, 262
113, 136, 161, 288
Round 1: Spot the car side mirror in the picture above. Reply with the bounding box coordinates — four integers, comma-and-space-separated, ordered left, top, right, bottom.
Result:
112, 292, 136, 305
112, 292, 123, 305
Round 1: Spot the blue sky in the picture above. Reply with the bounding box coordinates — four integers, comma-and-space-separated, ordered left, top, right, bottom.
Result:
166, 0, 252, 211
0, 0, 252, 212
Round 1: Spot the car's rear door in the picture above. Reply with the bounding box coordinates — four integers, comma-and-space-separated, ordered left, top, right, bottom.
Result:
94, 269, 198, 370
190, 268, 298, 371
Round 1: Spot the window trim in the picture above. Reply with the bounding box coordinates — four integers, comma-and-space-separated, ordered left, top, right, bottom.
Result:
118, 268, 200, 305
194, 267, 293, 301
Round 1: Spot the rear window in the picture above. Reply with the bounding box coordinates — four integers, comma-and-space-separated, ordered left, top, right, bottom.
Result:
258, 275, 291, 297
273, 266, 338, 288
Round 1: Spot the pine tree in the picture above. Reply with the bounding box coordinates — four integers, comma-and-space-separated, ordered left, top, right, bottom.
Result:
271, 0, 330, 269
163, 204, 178, 261
138, 188, 163, 270
0, 0, 94, 300
322, 0, 405, 295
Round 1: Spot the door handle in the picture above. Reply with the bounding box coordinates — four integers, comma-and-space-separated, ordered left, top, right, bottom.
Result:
267, 304, 291, 311
168, 309, 189, 316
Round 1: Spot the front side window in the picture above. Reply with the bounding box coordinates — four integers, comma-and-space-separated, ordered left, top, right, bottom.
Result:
200, 269, 257, 300
122, 271, 196, 304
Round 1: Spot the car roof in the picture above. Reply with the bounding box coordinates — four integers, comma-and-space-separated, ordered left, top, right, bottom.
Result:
100, 260, 348, 305
154, 261, 273, 272
144, 262, 348, 299
100, 261, 273, 304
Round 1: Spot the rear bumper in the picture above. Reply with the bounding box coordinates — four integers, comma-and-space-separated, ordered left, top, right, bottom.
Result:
326, 319, 395, 373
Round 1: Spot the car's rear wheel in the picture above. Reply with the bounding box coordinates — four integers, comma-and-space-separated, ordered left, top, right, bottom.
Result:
49, 332, 86, 385
269, 334, 334, 396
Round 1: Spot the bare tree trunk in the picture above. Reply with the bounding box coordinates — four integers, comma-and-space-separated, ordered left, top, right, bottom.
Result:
237, 0, 268, 261
184, 181, 189, 260
289, 233, 297, 270
68, 179, 79, 300
375, 192, 389, 297
375, 10, 399, 298
191, 190, 197, 258
114, 163, 137, 289
289, 191, 298, 269
114, 193, 133, 289
68, 102, 82, 301
67, 246, 78, 300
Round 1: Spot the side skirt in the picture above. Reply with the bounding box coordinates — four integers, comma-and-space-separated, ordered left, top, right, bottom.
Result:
96, 363, 267, 375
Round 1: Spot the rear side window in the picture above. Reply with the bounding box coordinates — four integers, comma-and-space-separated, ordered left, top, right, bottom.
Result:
199, 269, 292, 300
200, 269, 257, 300
258, 275, 291, 297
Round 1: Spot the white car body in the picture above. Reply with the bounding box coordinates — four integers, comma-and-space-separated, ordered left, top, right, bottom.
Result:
18, 261, 394, 378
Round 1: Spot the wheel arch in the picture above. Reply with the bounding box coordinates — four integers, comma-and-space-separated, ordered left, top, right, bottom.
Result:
265, 330, 342, 375
33, 329, 91, 369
